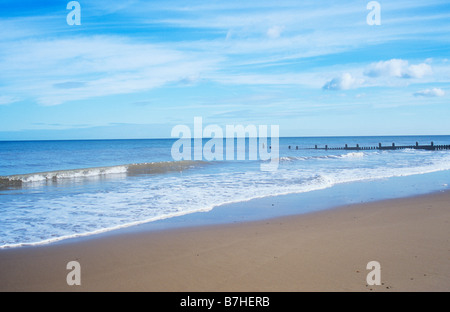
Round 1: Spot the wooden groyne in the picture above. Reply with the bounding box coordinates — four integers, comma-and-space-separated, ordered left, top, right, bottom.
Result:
287, 142, 450, 151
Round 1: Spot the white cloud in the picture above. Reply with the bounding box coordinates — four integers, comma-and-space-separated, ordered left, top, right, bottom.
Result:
266, 26, 284, 39
366, 59, 408, 77
365, 59, 432, 79
406, 63, 433, 78
0, 1, 448, 107
413, 88, 445, 97
322, 73, 363, 91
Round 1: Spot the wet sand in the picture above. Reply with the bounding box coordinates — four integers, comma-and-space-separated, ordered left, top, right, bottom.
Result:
0, 191, 449, 292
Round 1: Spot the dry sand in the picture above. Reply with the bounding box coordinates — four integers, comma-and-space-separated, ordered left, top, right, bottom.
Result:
0, 191, 449, 292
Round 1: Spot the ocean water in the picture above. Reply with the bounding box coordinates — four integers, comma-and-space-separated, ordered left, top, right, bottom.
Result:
1, 136, 450, 248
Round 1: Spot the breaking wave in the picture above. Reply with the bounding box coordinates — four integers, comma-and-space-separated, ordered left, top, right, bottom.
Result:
0, 160, 208, 188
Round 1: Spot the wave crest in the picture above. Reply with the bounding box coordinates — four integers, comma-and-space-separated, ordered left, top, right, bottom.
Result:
0, 160, 207, 188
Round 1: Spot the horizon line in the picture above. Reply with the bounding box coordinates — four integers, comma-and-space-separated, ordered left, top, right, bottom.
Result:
1, 134, 449, 142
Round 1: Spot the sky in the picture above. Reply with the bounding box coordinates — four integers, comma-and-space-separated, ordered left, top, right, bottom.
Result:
0, 0, 449, 140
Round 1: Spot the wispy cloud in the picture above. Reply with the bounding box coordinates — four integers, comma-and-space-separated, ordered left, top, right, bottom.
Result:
0, 95, 20, 105
0, 36, 219, 106
1, 1, 448, 107
53, 82, 87, 89
1, 0, 450, 138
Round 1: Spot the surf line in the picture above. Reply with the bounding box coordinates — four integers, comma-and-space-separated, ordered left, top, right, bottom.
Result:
171, 117, 279, 171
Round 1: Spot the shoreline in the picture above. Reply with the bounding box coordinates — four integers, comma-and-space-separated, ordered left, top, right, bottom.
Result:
1, 151, 449, 250
2, 169, 449, 250
1, 189, 449, 291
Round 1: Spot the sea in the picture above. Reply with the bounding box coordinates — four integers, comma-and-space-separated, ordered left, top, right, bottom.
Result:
1, 135, 450, 248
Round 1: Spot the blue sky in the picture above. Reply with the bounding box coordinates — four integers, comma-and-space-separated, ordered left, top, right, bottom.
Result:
0, 0, 449, 139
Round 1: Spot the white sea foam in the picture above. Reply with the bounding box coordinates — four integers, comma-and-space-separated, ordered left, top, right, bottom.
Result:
278, 152, 365, 162
340, 152, 365, 158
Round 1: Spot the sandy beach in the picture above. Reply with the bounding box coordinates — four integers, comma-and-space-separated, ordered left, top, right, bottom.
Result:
0, 190, 449, 292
